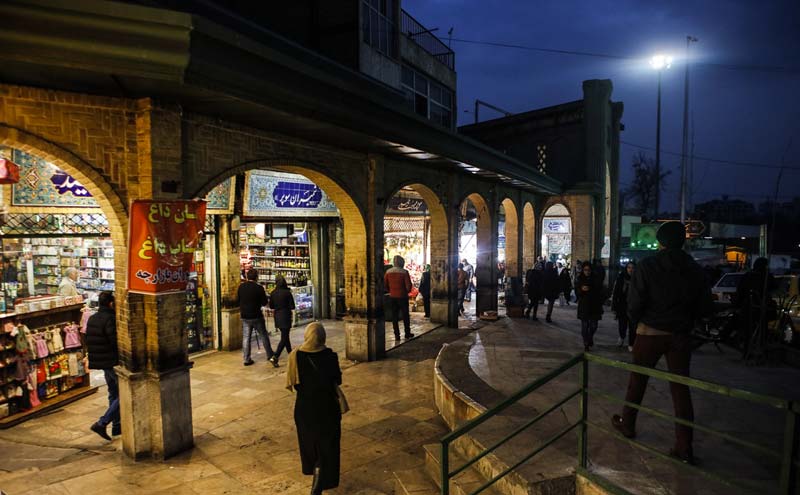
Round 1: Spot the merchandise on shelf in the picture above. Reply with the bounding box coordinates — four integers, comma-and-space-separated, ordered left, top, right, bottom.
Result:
239, 223, 312, 292
10, 238, 115, 301
0, 304, 90, 422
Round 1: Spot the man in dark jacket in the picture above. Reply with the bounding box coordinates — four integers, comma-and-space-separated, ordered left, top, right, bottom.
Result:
87, 291, 120, 440
238, 269, 273, 366
541, 262, 560, 322
611, 222, 713, 464
524, 264, 543, 320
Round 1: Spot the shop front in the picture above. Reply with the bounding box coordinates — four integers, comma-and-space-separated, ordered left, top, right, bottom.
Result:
0, 146, 223, 425
238, 171, 344, 326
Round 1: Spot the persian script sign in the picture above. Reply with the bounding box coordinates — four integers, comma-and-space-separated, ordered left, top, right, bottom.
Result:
127, 200, 207, 294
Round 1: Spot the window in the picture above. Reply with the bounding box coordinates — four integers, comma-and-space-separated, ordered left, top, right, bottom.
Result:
362, 0, 395, 58
401, 65, 453, 129
537, 144, 547, 174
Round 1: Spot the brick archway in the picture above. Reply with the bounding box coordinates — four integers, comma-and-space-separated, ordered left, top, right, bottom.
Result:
384, 183, 449, 325
0, 125, 129, 292
500, 197, 519, 277
541, 202, 573, 263
522, 202, 536, 270
193, 161, 370, 324
461, 192, 494, 315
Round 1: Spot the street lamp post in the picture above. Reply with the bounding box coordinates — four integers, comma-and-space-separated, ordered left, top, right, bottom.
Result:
679, 36, 698, 224
649, 54, 672, 220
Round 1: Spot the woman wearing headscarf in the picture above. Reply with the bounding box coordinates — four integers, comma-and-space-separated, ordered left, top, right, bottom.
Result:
269, 275, 296, 367
419, 264, 431, 318
286, 322, 342, 495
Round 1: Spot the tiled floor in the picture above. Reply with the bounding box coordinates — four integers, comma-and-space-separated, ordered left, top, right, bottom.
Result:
438, 304, 800, 495
0, 319, 465, 495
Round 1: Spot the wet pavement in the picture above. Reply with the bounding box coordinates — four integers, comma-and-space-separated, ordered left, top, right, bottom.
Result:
438, 303, 800, 495
0, 316, 458, 495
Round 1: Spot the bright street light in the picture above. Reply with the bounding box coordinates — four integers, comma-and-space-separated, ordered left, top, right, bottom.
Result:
649, 54, 673, 70
649, 53, 672, 219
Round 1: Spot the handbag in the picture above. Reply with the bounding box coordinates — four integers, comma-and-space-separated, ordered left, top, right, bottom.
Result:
306, 354, 349, 415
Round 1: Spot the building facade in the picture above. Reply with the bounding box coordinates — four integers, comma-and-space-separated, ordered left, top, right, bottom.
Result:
0, 0, 622, 459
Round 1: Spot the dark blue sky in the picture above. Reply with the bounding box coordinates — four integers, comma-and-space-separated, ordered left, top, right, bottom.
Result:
404, 0, 800, 211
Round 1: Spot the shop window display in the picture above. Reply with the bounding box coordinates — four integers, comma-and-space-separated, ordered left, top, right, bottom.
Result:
240, 223, 314, 326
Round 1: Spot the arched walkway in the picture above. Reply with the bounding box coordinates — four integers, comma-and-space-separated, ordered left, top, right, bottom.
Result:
461, 193, 494, 316
194, 162, 370, 359
500, 198, 519, 277
522, 202, 536, 271
541, 203, 572, 265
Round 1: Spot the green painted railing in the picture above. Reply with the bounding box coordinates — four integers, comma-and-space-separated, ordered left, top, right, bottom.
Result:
439, 352, 799, 495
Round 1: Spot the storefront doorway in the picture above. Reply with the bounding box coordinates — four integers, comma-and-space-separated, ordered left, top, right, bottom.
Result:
459, 193, 493, 318
541, 203, 572, 265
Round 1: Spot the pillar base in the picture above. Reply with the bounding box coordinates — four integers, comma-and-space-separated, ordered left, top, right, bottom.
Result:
345, 315, 383, 362
220, 308, 241, 351
431, 298, 456, 327
116, 363, 194, 460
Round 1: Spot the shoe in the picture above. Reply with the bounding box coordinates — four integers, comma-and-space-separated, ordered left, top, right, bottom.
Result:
611, 414, 636, 439
404, 333, 414, 339
616, 338, 624, 347
111, 425, 121, 437
669, 448, 696, 465
394, 333, 401, 340
545, 317, 552, 323
531, 316, 538, 321
269, 356, 279, 368
243, 359, 254, 366
91, 422, 111, 441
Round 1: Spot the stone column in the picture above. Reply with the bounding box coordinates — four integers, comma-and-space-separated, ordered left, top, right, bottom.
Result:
216, 214, 242, 351
116, 99, 194, 460
475, 192, 497, 316
345, 155, 383, 361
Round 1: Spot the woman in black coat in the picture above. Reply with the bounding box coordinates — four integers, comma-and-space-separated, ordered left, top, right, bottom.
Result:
576, 261, 604, 350
419, 264, 431, 318
286, 323, 342, 494
611, 262, 635, 349
269, 275, 296, 366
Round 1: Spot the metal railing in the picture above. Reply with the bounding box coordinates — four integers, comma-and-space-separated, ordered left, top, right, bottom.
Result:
400, 9, 454, 70
440, 353, 799, 495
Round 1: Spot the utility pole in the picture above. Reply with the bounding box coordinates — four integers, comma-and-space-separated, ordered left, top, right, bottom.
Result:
679, 36, 698, 223
654, 70, 663, 220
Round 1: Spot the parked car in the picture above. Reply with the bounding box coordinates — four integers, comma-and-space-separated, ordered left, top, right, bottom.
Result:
711, 272, 745, 303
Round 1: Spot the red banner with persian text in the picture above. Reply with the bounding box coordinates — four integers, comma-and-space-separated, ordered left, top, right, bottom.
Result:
127, 200, 207, 294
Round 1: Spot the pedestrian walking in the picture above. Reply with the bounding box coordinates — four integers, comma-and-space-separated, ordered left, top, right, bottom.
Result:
611, 221, 713, 465
592, 258, 606, 287
238, 269, 273, 366
419, 264, 431, 318
558, 263, 572, 307
86, 291, 120, 440
457, 263, 468, 316
384, 255, 414, 340
269, 275, 295, 367
576, 262, 603, 349
611, 262, 636, 350
542, 262, 560, 322
286, 322, 342, 494
524, 263, 543, 320
462, 259, 474, 302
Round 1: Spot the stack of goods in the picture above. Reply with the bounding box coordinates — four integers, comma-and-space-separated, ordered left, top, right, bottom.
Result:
0, 321, 87, 419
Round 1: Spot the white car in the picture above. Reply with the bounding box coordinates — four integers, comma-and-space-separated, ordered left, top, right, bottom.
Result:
711, 272, 745, 303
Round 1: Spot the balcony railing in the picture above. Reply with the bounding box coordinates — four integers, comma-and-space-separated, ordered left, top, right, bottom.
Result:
400, 9, 455, 70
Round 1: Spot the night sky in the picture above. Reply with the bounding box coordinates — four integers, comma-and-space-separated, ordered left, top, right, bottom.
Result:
404, 0, 800, 212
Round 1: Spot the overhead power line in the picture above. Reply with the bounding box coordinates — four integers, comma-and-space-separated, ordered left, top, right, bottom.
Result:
447, 37, 800, 75
620, 141, 800, 170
